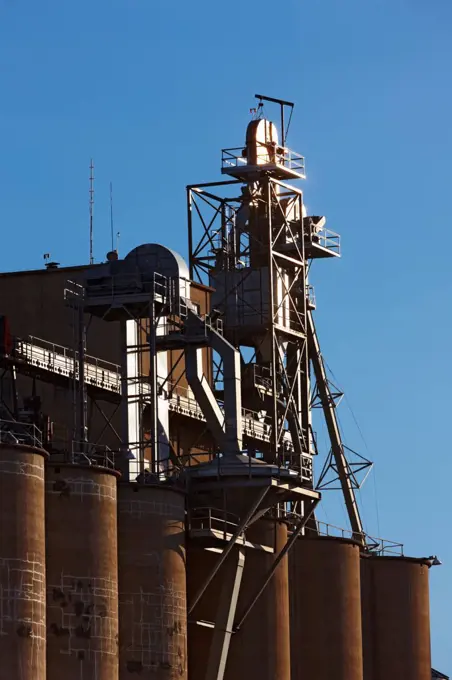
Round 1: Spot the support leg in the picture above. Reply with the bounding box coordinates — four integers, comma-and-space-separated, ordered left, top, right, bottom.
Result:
188, 486, 269, 614
205, 549, 245, 680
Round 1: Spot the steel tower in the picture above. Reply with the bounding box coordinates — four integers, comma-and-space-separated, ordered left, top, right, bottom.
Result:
187, 95, 369, 542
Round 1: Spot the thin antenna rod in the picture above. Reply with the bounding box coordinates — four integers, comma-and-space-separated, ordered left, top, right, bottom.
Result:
110, 182, 114, 252
89, 159, 94, 264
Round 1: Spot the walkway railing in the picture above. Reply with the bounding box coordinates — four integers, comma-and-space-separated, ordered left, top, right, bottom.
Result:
0, 419, 42, 448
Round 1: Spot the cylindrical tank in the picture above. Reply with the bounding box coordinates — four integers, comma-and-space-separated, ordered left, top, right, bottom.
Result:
361, 555, 431, 680
117, 483, 187, 679
289, 536, 363, 680
45, 462, 119, 680
0, 443, 47, 680
188, 519, 290, 680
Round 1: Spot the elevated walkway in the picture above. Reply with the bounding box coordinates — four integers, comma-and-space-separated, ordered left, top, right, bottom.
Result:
0, 335, 303, 455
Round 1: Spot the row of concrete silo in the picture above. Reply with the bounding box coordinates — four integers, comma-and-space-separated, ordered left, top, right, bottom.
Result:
0, 442, 432, 680
289, 536, 432, 680
0, 443, 186, 680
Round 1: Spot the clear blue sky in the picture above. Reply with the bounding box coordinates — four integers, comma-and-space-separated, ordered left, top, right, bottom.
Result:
0, 0, 450, 670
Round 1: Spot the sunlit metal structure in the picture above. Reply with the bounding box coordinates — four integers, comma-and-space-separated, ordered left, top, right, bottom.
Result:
0, 95, 441, 680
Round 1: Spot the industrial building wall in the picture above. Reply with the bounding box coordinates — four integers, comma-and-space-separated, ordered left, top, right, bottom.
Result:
0, 265, 213, 463
0, 265, 121, 448
0, 265, 120, 359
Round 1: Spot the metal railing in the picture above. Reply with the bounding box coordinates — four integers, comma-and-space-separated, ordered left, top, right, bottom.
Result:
159, 310, 224, 340
0, 419, 42, 448
366, 536, 405, 557
307, 285, 316, 309
253, 364, 272, 392
164, 380, 204, 418
70, 440, 117, 469
282, 511, 404, 556
189, 506, 241, 541
165, 378, 294, 450
8, 334, 301, 454
222, 144, 306, 176
176, 445, 217, 469
84, 270, 169, 302
14, 336, 121, 395
308, 226, 341, 256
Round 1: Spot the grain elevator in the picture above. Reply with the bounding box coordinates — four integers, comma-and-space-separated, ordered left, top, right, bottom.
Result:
0, 95, 444, 680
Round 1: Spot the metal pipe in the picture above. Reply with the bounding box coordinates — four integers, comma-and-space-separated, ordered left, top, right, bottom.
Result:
234, 497, 320, 631
188, 486, 270, 614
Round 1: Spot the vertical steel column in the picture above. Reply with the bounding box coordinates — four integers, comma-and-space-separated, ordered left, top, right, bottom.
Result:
205, 549, 246, 680
77, 300, 87, 449
10, 365, 18, 420
149, 277, 159, 474
268, 179, 279, 465
282, 191, 310, 467
119, 320, 129, 474
299, 195, 311, 460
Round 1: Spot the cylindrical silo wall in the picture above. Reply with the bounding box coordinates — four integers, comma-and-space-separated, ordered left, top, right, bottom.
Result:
45, 463, 119, 680
289, 536, 363, 680
228, 519, 290, 680
188, 519, 290, 680
0, 443, 47, 680
361, 555, 431, 680
117, 483, 187, 679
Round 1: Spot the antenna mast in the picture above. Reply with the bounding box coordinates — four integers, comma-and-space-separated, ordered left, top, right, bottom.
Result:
89, 159, 94, 264
110, 182, 114, 252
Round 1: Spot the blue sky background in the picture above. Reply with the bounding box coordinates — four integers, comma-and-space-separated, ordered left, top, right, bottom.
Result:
0, 0, 450, 670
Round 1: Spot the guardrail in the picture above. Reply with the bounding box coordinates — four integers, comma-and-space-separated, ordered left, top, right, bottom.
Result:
83, 271, 169, 301
166, 379, 295, 450
222, 144, 306, 176
0, 419, 42, 448
281, 511, 404, 556
309, 226, 340, 256
14, 336, 121, 394
189, 506, 241, 541
70, 440, 117, 469
7, 336, 303, 457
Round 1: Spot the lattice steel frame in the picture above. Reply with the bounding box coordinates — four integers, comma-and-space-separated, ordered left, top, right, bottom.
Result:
187, 176, 312, 477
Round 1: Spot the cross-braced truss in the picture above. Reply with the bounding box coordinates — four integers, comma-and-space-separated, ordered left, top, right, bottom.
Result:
188, 177, 312, 476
